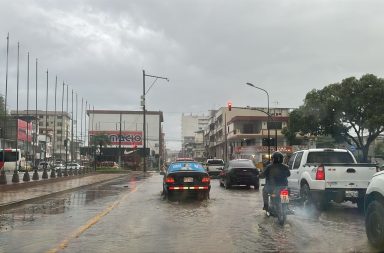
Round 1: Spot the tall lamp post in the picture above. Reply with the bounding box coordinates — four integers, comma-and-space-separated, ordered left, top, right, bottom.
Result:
142, 70, 169, 173
246, 82, 271, 162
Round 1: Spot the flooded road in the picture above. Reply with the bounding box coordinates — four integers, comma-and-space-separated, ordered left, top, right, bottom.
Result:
0, 174, 379, 253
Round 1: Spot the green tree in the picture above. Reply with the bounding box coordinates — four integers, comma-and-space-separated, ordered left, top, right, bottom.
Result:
375, 142, 384, 158
90, 133, 111, 149
284, 74, 384, 162
0, 95, 6, 116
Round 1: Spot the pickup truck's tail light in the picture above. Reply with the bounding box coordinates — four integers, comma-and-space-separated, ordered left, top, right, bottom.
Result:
202, 177, 210, 183
165, 177, 175, 183
316, 165, 325, 180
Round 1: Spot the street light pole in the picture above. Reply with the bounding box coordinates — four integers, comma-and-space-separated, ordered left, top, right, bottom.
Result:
142, 70, 169, 174
246, 82, 271, 162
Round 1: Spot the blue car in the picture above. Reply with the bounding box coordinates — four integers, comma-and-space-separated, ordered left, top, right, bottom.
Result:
162, 161, 211, 200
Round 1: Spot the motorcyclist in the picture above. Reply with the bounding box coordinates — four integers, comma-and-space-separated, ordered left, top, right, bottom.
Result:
260, 151, 291, 211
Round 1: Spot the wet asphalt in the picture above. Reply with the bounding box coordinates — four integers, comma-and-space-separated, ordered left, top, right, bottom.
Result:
0, 173, 380, 253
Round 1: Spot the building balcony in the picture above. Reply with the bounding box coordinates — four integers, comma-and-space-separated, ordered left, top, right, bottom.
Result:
227, 128, 283, 140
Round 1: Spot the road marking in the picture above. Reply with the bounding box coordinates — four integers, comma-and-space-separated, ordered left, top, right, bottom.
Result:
46, 186, 138, 253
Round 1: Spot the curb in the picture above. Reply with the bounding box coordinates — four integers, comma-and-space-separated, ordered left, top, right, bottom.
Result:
0, 173, 97, 192
0, 172, 149, 212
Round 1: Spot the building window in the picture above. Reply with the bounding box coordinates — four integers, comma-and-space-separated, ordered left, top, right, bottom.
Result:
57, 116, 62, 119
39, 122, 43, 126
243, 124, 253, 134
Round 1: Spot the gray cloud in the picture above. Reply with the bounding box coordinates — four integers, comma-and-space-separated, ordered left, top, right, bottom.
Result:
1, 0, 384, 149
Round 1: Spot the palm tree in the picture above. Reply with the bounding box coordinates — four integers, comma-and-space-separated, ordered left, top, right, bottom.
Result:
90, 133, 111, 166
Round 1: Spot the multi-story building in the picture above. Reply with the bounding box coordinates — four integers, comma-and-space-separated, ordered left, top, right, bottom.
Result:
181, 114, 209, 159
14, 110, 72, 161
204, 106, 292, 163
87, 110, 163, 169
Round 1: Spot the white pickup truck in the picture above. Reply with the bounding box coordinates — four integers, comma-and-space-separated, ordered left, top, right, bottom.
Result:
204, 159, 225, 177
287, 148, 378, 210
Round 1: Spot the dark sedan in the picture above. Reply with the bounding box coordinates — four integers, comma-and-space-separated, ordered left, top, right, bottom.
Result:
163, 162, 211, 200
219, 159, 259, 190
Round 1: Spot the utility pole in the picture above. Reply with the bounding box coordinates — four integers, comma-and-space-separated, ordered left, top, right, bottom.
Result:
42, 69, 49, 179
71, 89, 74, 163
23, 52, 31, 182
119, 112, 122, 168
12, 41, 20, 183
142, 70, 169, 173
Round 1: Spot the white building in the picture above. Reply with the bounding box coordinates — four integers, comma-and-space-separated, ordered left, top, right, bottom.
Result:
12, 110, 72, 162
87, 110, 164, 168
181, 114, 209, 158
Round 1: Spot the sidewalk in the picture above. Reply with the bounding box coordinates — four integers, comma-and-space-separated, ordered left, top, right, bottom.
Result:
0, 171, 146, 211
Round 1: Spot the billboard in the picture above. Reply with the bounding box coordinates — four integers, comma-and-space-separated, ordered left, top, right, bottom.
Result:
89, 131, 143, 147
17, 120, 33, 142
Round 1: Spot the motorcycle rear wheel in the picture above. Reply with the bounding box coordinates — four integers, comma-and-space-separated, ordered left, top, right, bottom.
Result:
277, 203, 287, 226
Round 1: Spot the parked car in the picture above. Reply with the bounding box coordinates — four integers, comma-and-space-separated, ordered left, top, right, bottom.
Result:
54, 164, 65, 173
204, 158, 225, 177
219, 159, 260, 190
162, 161, 210, 200
65, 162, 84, 172
38, 161, 51, 171
100, 161, 119, 168
364, 171, 384, 250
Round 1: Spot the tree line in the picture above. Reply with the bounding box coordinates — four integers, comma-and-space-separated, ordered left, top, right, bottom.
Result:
282, 74, 384, 162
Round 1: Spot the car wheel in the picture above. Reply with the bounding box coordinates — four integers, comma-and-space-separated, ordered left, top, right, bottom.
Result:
300, 183, 312, 208
225, 177, 231, 189
365, 200, 384, 249
198, 191, 209, 200
357, 198, 364, 213
254, 180, 260, 190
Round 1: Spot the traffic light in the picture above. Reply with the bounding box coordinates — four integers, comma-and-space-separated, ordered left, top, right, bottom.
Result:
262, 138, 275, 146
64, 139, 68, 147
227, 101, 232, 111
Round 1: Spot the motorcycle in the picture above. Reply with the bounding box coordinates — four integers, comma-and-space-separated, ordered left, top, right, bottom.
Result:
266, 187, 290, 226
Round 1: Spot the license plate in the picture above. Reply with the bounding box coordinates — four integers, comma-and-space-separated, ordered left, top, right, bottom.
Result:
184, 177, 193, 183
345, 190, 358, 198
280, 195, 290, 203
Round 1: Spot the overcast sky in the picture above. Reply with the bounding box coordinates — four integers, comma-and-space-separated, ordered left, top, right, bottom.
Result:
1, 0, 384, 150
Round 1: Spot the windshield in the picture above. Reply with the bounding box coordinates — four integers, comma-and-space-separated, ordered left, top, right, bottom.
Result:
167, 162, 206, 173
0, 151, 19, 162
207, 160, 224, 165
307, 152, 355, 164
1, 2, 383, 253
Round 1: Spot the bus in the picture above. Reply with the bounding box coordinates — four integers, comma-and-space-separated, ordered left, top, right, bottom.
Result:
0, 149, 26, 172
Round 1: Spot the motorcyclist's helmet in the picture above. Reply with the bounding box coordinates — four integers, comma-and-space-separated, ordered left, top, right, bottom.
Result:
271, 152, 284, 164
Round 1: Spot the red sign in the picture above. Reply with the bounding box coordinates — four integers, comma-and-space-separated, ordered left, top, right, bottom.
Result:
17, 120, 33, 142
89, 131, 143, 146
235, 145, 293, 154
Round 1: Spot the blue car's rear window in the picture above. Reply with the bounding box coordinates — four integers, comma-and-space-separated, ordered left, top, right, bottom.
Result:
168, 162, 206, 173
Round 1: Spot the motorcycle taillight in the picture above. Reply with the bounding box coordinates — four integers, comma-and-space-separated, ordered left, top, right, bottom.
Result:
280, 189, 289, 196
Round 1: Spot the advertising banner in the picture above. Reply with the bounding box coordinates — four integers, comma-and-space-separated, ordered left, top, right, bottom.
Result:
89, 131, 143, 147
17, 119, 33, 142
235, 145, 293, 154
